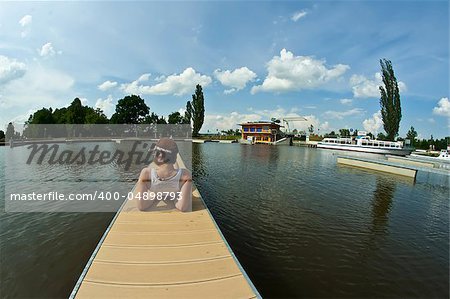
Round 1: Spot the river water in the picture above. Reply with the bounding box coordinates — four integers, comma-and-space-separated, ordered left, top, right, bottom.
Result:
0, 143, 448, 298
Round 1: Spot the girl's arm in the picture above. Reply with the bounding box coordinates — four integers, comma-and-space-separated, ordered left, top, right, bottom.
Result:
175, 169, 192, 212
135, 168, 155, 211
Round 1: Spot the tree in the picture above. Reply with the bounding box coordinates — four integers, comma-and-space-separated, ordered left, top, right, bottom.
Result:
67, 98, 86, 124
186, 84, 205, 137
406, 126, 418, 145
142, 112, 159, 124
52, 107, 69, 124
377, 132, 387, 140
110, 95, 150, 124
379, 59, 402, 141
5, 122, 14, 141
0, 130, 5, 140
168, 112, 184, 124
308, 124, 314, 134
184, 101, 192, 124
85, 107, 108, 124
28, 107, 55, 124
339, 128, 350, 137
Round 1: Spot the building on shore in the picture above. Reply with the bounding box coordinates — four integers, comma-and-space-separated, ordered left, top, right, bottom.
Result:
238, 121, 283, 144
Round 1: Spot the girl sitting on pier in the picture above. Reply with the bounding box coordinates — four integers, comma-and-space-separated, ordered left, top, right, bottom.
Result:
134, 138, 192, 212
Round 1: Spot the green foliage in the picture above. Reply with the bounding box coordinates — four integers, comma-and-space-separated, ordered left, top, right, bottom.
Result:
141, 112, 166, 124
339, 128, 350, 137
141, 112, 159, 124
168, 112, 184, 124
156, 116, 167, 124
308, 124, 314, 134
187, 84, 205, 137
0, 130, 4, 140
184, 101, 192, 124
377, 132, 388, 140
26, 98, 108, 125
28, 107, 55, 124
85, 107, 108, 124
5, 122, 14, 141
406, 126, 418, 145
324, 131, 337, 138
415, 137, 449, 151
379, 59, 402, 141
110, 95, 149, 124
67, 98, 85, 124
52, 108, 69, 124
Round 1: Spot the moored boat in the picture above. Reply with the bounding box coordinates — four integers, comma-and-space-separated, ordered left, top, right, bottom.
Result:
317, 131, 413, 156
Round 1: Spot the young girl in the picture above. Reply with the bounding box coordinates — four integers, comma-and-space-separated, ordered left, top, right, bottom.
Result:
134, 138, 192, 212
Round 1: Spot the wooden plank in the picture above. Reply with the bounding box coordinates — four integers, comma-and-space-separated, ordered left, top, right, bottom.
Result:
95, 243, 230, 264
76, 275, 255, 299
337, 156, 417, 178
115, 210, 209, 223
103, 230, 222, 247
108, 221, 216, 233
84, 257, 241, 285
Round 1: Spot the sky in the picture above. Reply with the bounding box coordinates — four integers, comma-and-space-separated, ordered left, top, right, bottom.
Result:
0, 1, 448, 138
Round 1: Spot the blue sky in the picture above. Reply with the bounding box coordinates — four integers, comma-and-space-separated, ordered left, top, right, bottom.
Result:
0, 1, 448, 138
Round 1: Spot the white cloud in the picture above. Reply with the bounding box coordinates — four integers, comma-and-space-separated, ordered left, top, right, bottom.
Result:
432, 97, 450, 117
340, 98, 353, 105
323, 108, 364, 120
0, 65, 74, 109
95, 95, 115, 118
0, 55, 26, 85
363, 110, 383, 133
204, 111, 261, 132
79, 98, 89, 106
251, 49, 349, 94
97, 80, 118, 91
121, 68, 211, 96
19, 15, 32, 37
7, 109, 37, 125
321, 121, 331, 132
291, 10, 308, 22
214, 67, 257, 94
350, 72, 407, 98
137, 73, 151, 82
39, 42, 59, 57
19, 15, 32, 27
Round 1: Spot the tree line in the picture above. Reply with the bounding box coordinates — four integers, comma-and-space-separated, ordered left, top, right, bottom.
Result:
2, 84, 205, 139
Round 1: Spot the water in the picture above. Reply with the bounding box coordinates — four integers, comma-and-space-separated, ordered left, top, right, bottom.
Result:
191, 143, 449, 298
0, 143, 448, 298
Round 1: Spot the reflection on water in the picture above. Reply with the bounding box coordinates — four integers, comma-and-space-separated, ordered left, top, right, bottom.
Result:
371, 177, 396, 235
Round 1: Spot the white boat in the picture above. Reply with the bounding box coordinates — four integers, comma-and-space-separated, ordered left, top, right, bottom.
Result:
437, 149, 450, 160
317, 131, 413, 156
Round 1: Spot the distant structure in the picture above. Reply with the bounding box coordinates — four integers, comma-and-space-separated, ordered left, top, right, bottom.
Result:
282, 117, 308, 135
238, 121, 283, 144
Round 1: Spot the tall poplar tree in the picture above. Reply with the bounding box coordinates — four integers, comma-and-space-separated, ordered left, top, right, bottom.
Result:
379, 59, 402, 141
187, 84, 205, 137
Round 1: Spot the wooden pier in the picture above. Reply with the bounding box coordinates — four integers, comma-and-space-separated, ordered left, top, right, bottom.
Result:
70, 157, 259, 298
337, 156, 418, 179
